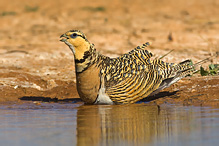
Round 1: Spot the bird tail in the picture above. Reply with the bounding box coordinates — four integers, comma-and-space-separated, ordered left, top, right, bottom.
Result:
149, 52, 218, 97
178, 51, 219, 76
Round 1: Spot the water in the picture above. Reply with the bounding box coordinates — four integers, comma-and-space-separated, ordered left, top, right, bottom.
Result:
0, 103, 218, 146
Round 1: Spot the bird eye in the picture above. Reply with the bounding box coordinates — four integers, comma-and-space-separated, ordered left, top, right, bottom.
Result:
70, 33, 78, 38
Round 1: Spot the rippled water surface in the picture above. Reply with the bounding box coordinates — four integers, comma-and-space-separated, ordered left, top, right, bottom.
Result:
0, 103, 218, 146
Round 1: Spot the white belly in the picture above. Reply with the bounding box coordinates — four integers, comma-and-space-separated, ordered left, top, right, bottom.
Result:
94, 87, 114, 105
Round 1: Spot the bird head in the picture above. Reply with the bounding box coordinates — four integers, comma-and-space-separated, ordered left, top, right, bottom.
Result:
60, 30, 90, 60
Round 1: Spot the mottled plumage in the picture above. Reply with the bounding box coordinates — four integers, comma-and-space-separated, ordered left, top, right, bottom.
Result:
60, 30, 195, 104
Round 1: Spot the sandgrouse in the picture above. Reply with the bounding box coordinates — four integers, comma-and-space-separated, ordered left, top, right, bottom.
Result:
60, 30, 195, 105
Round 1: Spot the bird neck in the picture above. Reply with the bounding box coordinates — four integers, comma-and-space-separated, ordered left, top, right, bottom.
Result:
74, 40, 91, 61
74, 43, 98, 73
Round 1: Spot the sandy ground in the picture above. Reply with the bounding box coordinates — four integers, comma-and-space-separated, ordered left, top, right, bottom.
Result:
0, 0, 218, 106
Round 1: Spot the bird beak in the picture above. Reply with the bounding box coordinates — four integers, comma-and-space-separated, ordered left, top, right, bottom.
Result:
60, 34, 68, 42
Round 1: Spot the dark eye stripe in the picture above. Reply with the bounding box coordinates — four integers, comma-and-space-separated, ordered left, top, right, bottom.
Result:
78, 34, 86, 39
71, 34, 85, 39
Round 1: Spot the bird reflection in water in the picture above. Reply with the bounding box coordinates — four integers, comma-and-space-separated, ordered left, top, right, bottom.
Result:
76, 104, 185, 146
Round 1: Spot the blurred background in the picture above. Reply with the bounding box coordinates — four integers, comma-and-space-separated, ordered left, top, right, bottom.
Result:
0, 0, 218, 102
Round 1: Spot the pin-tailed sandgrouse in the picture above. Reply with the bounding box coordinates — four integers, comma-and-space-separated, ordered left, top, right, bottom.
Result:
60, 30, 194, 104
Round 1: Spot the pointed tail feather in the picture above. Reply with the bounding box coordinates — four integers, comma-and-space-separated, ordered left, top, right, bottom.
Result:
180, 51, 219, 75
150, 52, 218, 96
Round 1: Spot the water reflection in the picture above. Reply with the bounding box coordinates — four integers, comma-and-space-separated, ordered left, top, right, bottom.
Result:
0, 104, 218, 146
76, 104, 219, 146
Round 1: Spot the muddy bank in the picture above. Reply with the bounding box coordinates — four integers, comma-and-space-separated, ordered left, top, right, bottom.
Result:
147, 76, 219, 107
0, 72, 218, 107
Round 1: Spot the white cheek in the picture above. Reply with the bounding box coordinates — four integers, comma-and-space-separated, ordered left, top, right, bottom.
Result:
65, 41, 75, 54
